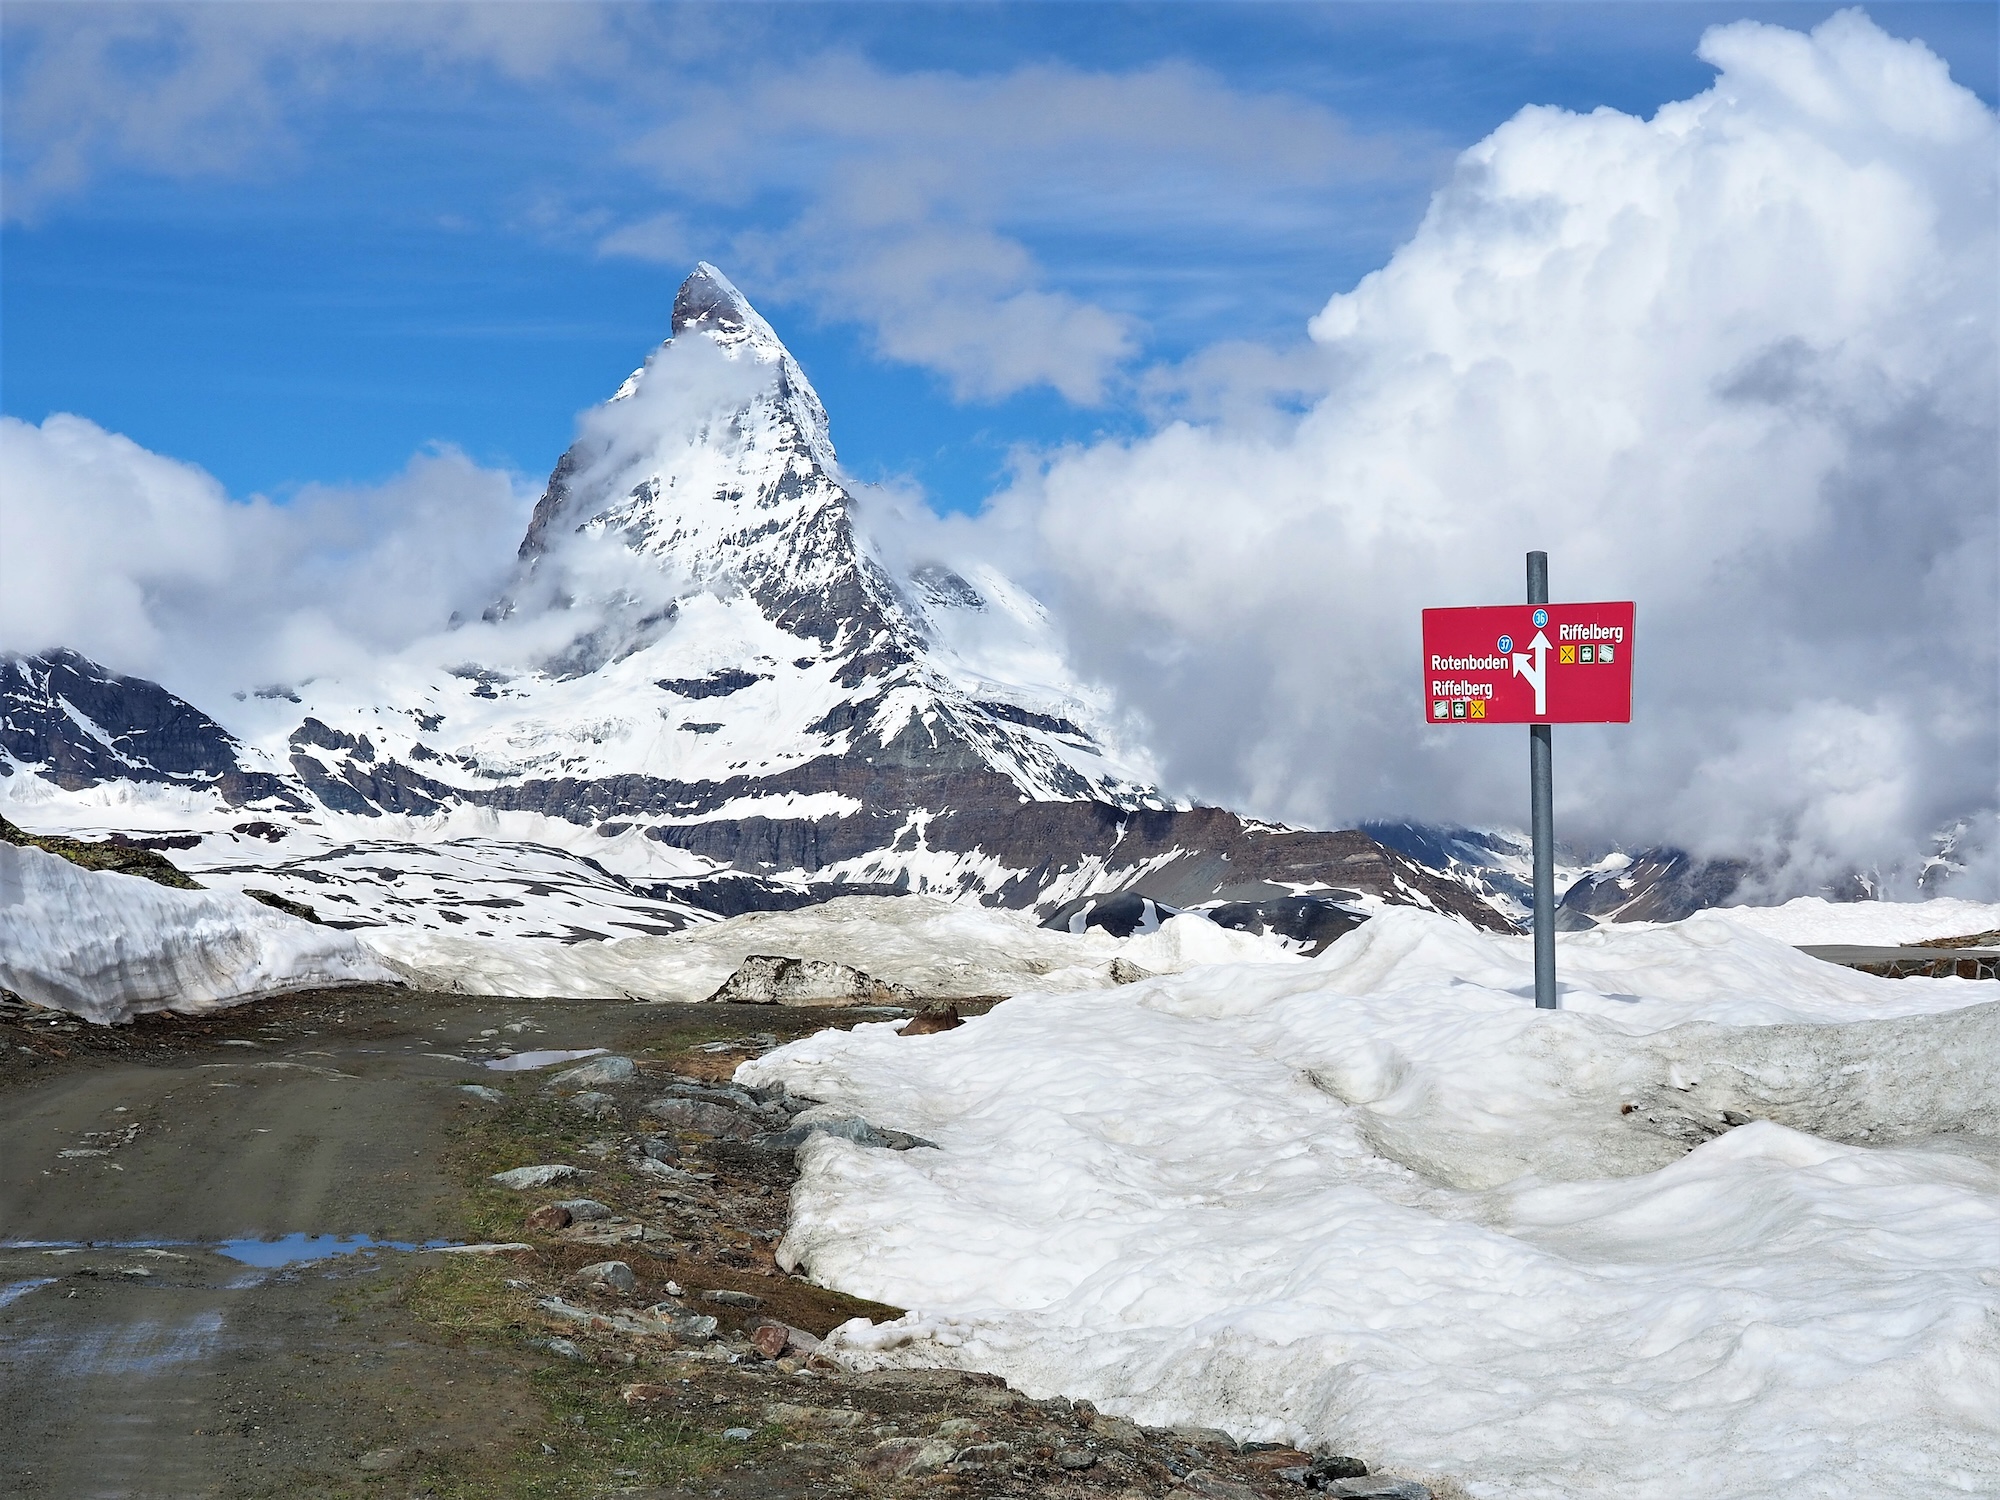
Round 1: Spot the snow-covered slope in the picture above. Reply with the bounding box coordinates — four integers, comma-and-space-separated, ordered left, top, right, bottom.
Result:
0, 843, 398, 1023
743, 909, 2000, 1498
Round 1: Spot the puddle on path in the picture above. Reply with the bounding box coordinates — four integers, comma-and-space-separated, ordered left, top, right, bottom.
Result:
483, 1047, 607, 1071
3, 1234, 459, 1269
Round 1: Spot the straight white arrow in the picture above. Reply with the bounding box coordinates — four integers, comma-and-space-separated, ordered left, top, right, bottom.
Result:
1512, 630, 1551, 718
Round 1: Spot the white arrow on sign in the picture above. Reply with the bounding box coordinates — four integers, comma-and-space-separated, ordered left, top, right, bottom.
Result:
1512, 630, 1551, 717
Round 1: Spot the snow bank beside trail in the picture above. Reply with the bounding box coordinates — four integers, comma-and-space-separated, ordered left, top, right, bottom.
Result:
1697, 895, 2000, 947
740, 909, 2000, 1499
366, 898, 1299, 1000
0, 844, 399, 1024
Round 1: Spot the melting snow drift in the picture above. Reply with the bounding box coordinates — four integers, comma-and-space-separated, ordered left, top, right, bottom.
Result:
741, 909, 2000, 1499
0, 843, 399, 1023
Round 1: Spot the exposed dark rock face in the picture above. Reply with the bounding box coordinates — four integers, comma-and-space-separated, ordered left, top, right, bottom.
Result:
3, 651, 241, 791
1204, 896, 1367, 954
1559, 849, 1750, 924
0, 652, 305, 809
657, 670, 770, 699
1041, 892, 1180, 938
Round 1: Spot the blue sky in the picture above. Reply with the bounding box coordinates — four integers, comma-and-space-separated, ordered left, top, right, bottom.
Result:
3, 2, 1994, 515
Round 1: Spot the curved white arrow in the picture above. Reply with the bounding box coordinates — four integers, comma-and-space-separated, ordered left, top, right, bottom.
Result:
1512, 630, 1551, 718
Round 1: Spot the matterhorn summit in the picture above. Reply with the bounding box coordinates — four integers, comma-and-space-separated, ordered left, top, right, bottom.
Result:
1, 266, 1502, 938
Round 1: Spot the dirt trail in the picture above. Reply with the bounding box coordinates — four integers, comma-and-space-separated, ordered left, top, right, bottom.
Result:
0, 989, 625, 1497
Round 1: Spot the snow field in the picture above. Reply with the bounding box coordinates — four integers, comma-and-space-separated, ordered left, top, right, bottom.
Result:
0, 843, 400, 1024
364, 896, 1298, 1001
1693, 894, 2000, 947
739, 909, 2000, 1499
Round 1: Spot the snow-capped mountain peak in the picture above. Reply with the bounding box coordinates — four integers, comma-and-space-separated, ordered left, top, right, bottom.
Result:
3, 266, 1520, 938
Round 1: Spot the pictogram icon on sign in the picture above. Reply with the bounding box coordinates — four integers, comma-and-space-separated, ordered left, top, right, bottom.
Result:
1559, 643, 1577, 664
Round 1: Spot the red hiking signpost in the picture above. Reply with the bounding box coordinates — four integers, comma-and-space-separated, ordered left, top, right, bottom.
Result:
1423, 554, 1635, 1009
1421, 601, 1635, 725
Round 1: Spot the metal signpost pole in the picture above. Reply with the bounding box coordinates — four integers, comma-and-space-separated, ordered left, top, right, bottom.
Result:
1527, 551, 1557, 1009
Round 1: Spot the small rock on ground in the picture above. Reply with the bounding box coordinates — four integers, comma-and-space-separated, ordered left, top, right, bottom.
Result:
574, 1260, 636, 1294
1321, 1479, 1432, 1499
490, 1164, 580, 1189
550, 1056, 637, 1087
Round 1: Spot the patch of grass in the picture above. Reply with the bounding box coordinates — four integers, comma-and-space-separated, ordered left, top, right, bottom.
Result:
403, 1363, 746, 1500
406, 1254, 532, 1341
443, 1086, 607, 1241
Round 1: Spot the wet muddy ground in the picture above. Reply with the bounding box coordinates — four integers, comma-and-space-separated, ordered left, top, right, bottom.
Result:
0, 989, 1412, 1500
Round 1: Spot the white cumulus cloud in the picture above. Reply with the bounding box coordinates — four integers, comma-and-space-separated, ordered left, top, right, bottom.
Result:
985, 11, 1997, 893
0, 413, 532, 711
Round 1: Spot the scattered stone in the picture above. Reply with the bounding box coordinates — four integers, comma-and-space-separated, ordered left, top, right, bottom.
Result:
933, 1417, 982, 1440
621, 1383, 674, 1406
951, 1440, 1014, 1468
646, 1096, 761, 1139
567, 1090, 619, 1119
763, 1402, 864, 1429
707, 954, 916, 1007
963, 1386, 1026, 1413
1172, 1426, 1242, 1453
901, 1004, 963, 1036
1091, 1413, 1146, 1444
861, 1437, 956, 1477
457, 1084, 505, 1103
524, 1203, 573, 1231
750, 1323, 790, 1359
723, 1426, 754, 1441
353, 1447, 408, 1473
576, 1260, 638, 1295
701, 1288, 763, 1309
753, 1115, 938, 1153
634, 1156, 714, 1185
551, 1055, 637, 1087
650, 1308, 719, 1341
537, 1295, 691, 1341
1321, 1480, 1431, 1500
1108, 957, 1153, 984
1308, 1455, 1370, 1483
1178, 1472, 1261, 1500
536, 1336, 584, 1361
551, 1198, 612, 1222
1058, 1446, 1098, 1470
490, 1164, 581, 1189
